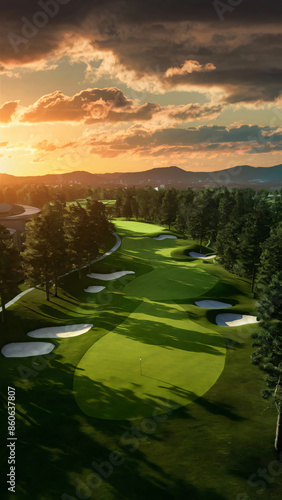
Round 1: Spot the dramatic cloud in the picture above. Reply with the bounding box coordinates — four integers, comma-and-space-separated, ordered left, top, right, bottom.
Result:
19, 88, 161, 123
86, 125, 282, 159
165, 60, 216, 78
0, 88, 222, 125
0, 101, 19, 122
1, 1, 282, 104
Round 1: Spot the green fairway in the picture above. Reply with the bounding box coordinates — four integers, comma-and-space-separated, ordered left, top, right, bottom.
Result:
75, 300, 225, 419
1, 219, 281, 500
113, 218, 171, 236
74, 221, 224, 419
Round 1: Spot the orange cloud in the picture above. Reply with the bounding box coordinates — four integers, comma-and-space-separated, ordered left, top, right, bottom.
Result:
165, 60, 216, 78
0, 101, 19, 123
19, 88, 160, 124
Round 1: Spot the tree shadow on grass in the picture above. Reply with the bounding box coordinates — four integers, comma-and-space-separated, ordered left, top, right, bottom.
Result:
0, 355, 228, 500
111, 315, 225, 357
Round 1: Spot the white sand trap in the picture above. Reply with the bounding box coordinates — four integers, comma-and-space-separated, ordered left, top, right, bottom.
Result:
87, 271, 135, 281
195, 300, 232, 309
189, 252, 216, 259
84, 286, 105, 293
27, 324, 93, 339
153, 235, 177, 241
216, 314, 259, 327
1, 342, 55, 358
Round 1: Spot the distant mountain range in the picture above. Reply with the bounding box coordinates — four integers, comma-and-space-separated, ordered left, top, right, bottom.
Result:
1, 164, 282, 190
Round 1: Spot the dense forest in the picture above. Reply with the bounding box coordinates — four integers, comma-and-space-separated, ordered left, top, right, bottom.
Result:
114, 185, 282, 293
0, 199, 112, 322
0, 184, 118, 208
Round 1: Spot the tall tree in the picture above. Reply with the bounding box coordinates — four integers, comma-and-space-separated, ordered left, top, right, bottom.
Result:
121, 192, 133, 220
252, 272, 282, 451
86, 199, 112, 257
235, 199, 272, 292
161, 189, 178, 230
65, 204, 91, 279
22, 203, 67, 300
175, 189, 194, 237
257, 222, 282, 289
0, 227, 20, 323
187, 189, 215, 252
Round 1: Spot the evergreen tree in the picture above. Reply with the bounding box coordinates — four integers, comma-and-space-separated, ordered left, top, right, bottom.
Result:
0, 227, 20, 323
22, 203, 67, 300
121, 192, 133, 220
65, 204, 91, 279
252, 272, 282, 451
175, 189, 194, 237
257, 222, 282, 289
215, 221, 240, 272
161, 189, 178, 230
86, 199, 112, 254
235, 201, 271, 293
187, 190, 215, 252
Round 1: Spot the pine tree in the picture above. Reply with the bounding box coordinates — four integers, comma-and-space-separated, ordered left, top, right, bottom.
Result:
187, 190, 215, 252
236, 199, 272, 292
86, 200, 112, 259
0, 227, 20, 323
22, 203, 67, 300
252, 272, 282, 451
161, 189, 178, 230
257, 222, 282, 289
121, 192, 133, 220
64, 204, 90, 279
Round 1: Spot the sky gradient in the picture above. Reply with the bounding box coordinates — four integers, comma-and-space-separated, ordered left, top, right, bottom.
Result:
1, 0, 282, 176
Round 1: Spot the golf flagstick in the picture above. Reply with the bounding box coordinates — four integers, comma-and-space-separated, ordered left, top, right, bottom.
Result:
140, 357, 142, 375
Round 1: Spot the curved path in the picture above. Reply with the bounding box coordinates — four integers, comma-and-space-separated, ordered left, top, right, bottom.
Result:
0, 204, 41, 220
0, 232, 121, 313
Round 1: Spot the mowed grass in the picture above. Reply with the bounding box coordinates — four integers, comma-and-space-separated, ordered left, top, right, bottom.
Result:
0, 219, 281, 500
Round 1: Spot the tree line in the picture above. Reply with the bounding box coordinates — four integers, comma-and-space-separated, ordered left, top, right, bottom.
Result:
0, 184, 118, 209
0, 199, 112, 322
116, 185, 282, 292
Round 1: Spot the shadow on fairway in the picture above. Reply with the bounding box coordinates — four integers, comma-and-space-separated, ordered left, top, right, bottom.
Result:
0, 356, 228, 500
112, 315, 225, 356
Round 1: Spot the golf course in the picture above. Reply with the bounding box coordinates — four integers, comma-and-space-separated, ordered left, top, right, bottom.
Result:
0, 218, 280, 499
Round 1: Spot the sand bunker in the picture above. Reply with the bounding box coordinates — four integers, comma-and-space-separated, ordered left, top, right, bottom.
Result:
84, 286, 105, 293
195, 300, 232, 309
153, 235, 177, 241
27, 324, 93, 339
216, 314, 259, 327
189, 252, 216, 259
87, 271, 135, 281
2, 342, 55, 358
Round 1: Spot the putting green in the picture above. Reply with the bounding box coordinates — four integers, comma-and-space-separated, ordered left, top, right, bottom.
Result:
74, 299, 225, 420
74, 222, 225, 420
113, 219, 167, 236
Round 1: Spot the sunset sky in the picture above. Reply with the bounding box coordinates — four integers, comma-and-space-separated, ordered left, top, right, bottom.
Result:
1, 0, 282, 176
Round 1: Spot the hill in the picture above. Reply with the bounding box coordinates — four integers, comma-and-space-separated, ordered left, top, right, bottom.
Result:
1, 164, 282, 190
